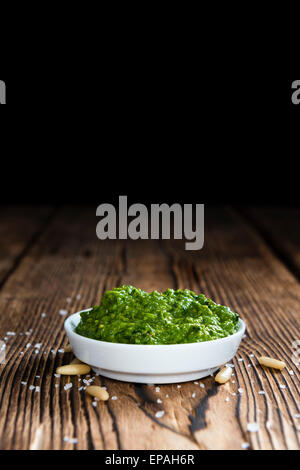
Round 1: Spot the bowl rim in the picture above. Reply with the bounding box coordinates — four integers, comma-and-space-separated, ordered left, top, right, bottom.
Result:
65, 310, 246, 350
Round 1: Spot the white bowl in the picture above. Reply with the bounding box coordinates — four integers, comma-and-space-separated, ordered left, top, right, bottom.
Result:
65, 310, 246, 384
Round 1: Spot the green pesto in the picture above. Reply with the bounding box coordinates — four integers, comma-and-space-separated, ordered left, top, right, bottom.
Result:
75, 285, 240, 345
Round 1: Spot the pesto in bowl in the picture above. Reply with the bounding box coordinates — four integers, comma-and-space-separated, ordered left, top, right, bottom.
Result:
75, 285, 240, 345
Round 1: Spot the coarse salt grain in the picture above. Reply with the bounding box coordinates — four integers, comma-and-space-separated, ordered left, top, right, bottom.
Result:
66, 297, 72, 303
165, 394, 169, 398
280, 385, 286, 390
226, 363, 235, 368
58, 348, 64, 353
41, 313, 47, 318
200, 383, 205, 389
194, 381, 198, 385
111, 396, 118, 400
192, 393, 196, 398
238, 388, 243, 394
157, 398, 163, 403
241, 442, 250, 449
35, 386, 40, 393
29, 385, 35, 391
76, 294, 81, 300
155, 411, 165, 418
35, 343, 42, 349
63, 436, 69, 442
21, 381, 27, 385
155, 387, 160, 393
249, 354, 254, 358
64, 383, 73, 391
59, 310, 68, 316
6, 332, 15, 336
225, 397, 230, 402
289, 370, 294, 376
54, 373, 61, 378
92, 401, 97, 407
69, 438, 78, 444
177, 385, 181, 389
258, 391, 265, 395
247, 422, 259, 432
26, 343, 31, 348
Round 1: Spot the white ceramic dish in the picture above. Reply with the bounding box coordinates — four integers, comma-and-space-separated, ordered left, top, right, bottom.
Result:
65, 310, 246, 384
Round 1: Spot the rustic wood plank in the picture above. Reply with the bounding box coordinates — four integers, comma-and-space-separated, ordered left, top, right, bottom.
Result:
242, 206, 300, 279
0, 205, 299, 450
0, 206, 53, 285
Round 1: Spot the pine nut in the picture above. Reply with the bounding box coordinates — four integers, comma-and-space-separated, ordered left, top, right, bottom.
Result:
258, 356, 285, 370
215, 366, 233, 384
64, 344, 72, 353
70, 357, 83, 364
56, 364, 91, 375
86, 385, 109, 401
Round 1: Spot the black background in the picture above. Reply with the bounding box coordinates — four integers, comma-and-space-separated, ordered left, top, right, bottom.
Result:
0, 76, 299, 206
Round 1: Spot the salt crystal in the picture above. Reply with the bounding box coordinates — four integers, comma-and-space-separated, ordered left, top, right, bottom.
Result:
194, 381, 199, 385
34, 350, 39, 354
76, 294, 81, 300
58, 348, 64, 353
155, 411, 165, 418
177, 385, 181, 389
36, 375, 40, 378
232, 381, 236, 384
200, 383, 205, 389
92, 401, 97, 407
232, 393, 236, 396
247, 422, 259, 432
249, 354, 254, 358
165, 394, 169, 398
64, 383, 73, 390
226, 363, 235, 368
280, 384, 286, 390
248, 364, 252, 368
289, 370, 294, 376
21, 381, 27, 385
66, 297, 72, 303
54, 373, 61, 378
238, 388, 243, 394
3, 337, 8, 341
35, 386, 40, 392
55, 384, 59, 388
258, 391, 265, 395
6, 332, 15, 336
59, 310, 68, 316
192, 393, 196, 398
241, 442, 250, 449
225, 397, 230, 402
29, 385, 35, 391
35, 343, 42, 349
155, 387, 160, 392
41, 313, 47, 318
111, 396, 118, 400
157, 398, 163, 403
26, 343, 31, 348
63, 436, 69, 442
69, 438, 78, 444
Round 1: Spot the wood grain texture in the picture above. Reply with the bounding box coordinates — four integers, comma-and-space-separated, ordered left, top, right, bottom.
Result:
0, 205, 299, 450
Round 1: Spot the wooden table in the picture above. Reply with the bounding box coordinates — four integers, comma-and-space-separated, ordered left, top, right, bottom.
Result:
0, 205, 299, 450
